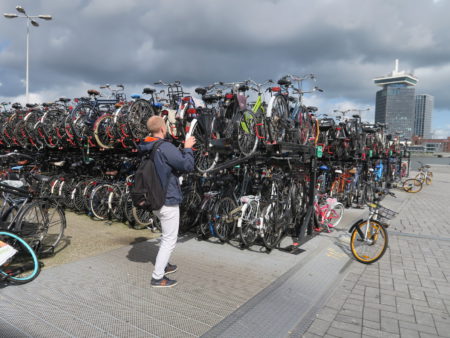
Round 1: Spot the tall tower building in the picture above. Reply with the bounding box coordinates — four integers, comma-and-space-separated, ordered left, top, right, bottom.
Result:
414, 94, 433, 138
374, 60, 418, 138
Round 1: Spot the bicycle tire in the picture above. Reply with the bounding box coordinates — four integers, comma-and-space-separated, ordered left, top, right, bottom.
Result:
127, 99, 155, 140
108, 184, 124, 221
213, 196, 237, 242
191, 120, 220, 173
270, 96, 289, 143
402, 179, 423, 193
261, 202, 284, 250
131, 207, 157, 229
89, 184, 112, 220
239, 200, 259, 248
93, 114, 115, 149
416, 172, 432, 185
350, 219, 388, 264
15, 200, 66, 253
237, 111, 259, 156
180, 189, 202, 233
326, 202, 344, 228
0, 231, 40, 284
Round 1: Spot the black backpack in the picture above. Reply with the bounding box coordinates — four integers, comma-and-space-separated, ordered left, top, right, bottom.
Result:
131, 141, 167, 210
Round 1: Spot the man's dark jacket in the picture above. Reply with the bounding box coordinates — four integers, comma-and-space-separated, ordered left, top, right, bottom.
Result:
138, 137, 194, 206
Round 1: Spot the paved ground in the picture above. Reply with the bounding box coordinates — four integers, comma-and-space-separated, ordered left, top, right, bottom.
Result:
1, 165, 449, 337
41, 212, 158, 269
304, 165, 450, 338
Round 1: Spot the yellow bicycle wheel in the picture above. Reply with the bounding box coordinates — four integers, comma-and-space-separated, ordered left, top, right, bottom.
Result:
350, 220, 388, 264
403, 179, 423, 193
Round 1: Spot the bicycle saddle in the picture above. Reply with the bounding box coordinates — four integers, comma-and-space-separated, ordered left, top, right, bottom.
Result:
203, 94, 222, 103
153, 102, 163, 108
195, 88, 207, 96
87, 89, 100, 96
306, 106, 318, 112
12, 103, 22, 109
33, 174, 51, 183
106, 170, 118, 176
319, 165, 330, 170
424, 165, 431, 168
51, 161, 66, 167
25, 103, 38, 108
277, 78, 291, 86
238, 84, 249, 92
59, 97, 71, 103
130, 94, 141, 99
335, 169, 342, 174
11, 166, 24, 170
142, 87, 156, 94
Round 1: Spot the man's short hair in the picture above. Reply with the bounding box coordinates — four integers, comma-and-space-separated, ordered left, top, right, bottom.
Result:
147, 116, 165, 134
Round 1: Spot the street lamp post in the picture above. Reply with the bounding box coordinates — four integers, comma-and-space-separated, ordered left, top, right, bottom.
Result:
3, 6, 52, 103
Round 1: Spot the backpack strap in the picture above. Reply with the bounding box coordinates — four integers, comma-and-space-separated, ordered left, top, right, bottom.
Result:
148, 140, 171, 192
149, 140, 165, 160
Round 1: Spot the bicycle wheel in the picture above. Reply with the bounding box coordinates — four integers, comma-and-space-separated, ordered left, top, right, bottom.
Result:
90, 184, 112, 220
127, 99, 155, 140
213, 197, 237, 242
121, 193, 135, 225
191, 120, 220, 173
132, 207, 159, 230
72, 180, 88, 212
237, 111, 259, 156
350, 219, 388, 264
93, 114, 116, 149
417, 172, 432, 185
70, 103, 96, 140
15, 200, 66, 254
108, 185, 124, 221
239, 200, 259, 248
269, 96, 288, 143
40, 201, 66, 252
0, 231, 40, 284
261, 202, 284, 250
180, 189, 201, 233
298, 112, 311, 145
415, 172, 426, 184
326, 202, 344, 228
402, 179, 423, 193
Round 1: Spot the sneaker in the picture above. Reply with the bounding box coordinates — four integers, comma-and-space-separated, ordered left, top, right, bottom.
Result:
151, 276, 178, 288
165, 263, 178, 275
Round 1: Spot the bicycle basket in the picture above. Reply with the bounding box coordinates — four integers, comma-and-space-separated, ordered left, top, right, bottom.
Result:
377, 205, 398, 221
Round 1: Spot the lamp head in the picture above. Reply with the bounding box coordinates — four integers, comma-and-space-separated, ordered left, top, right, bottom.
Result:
38, 15, 52, 20
15, 6, 26, 14
31, 20, 39, 27
3, 13, 18, 18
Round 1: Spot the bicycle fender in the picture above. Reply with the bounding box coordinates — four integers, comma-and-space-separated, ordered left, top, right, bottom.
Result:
266, 96, 276, 118
348, 218, 364, 233
186, 119, 197, 139
237, 203, 249, 228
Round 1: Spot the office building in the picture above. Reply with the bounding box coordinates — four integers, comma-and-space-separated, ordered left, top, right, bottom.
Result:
414, 94, 433, 138
374, 60, 418, 138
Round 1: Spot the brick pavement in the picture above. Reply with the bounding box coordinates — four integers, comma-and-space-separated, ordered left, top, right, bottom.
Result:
303, 165, 450, 338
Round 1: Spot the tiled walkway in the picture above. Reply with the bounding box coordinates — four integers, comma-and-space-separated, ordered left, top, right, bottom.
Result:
304, 166, 450, 338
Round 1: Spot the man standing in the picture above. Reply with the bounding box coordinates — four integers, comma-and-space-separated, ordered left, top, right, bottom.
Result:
140, 116, 195, 288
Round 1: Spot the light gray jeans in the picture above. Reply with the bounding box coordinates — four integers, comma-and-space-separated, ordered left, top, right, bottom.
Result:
152, 205, 180, 280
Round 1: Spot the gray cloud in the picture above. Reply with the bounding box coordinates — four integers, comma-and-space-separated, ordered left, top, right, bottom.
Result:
1, 0, 449, 115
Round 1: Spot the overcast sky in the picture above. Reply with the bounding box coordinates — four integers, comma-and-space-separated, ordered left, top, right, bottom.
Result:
1, 0, 449, 137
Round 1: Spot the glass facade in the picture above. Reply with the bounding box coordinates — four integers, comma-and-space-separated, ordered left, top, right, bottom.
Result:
375, 84, 416, 138
414, 94, 433, 138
